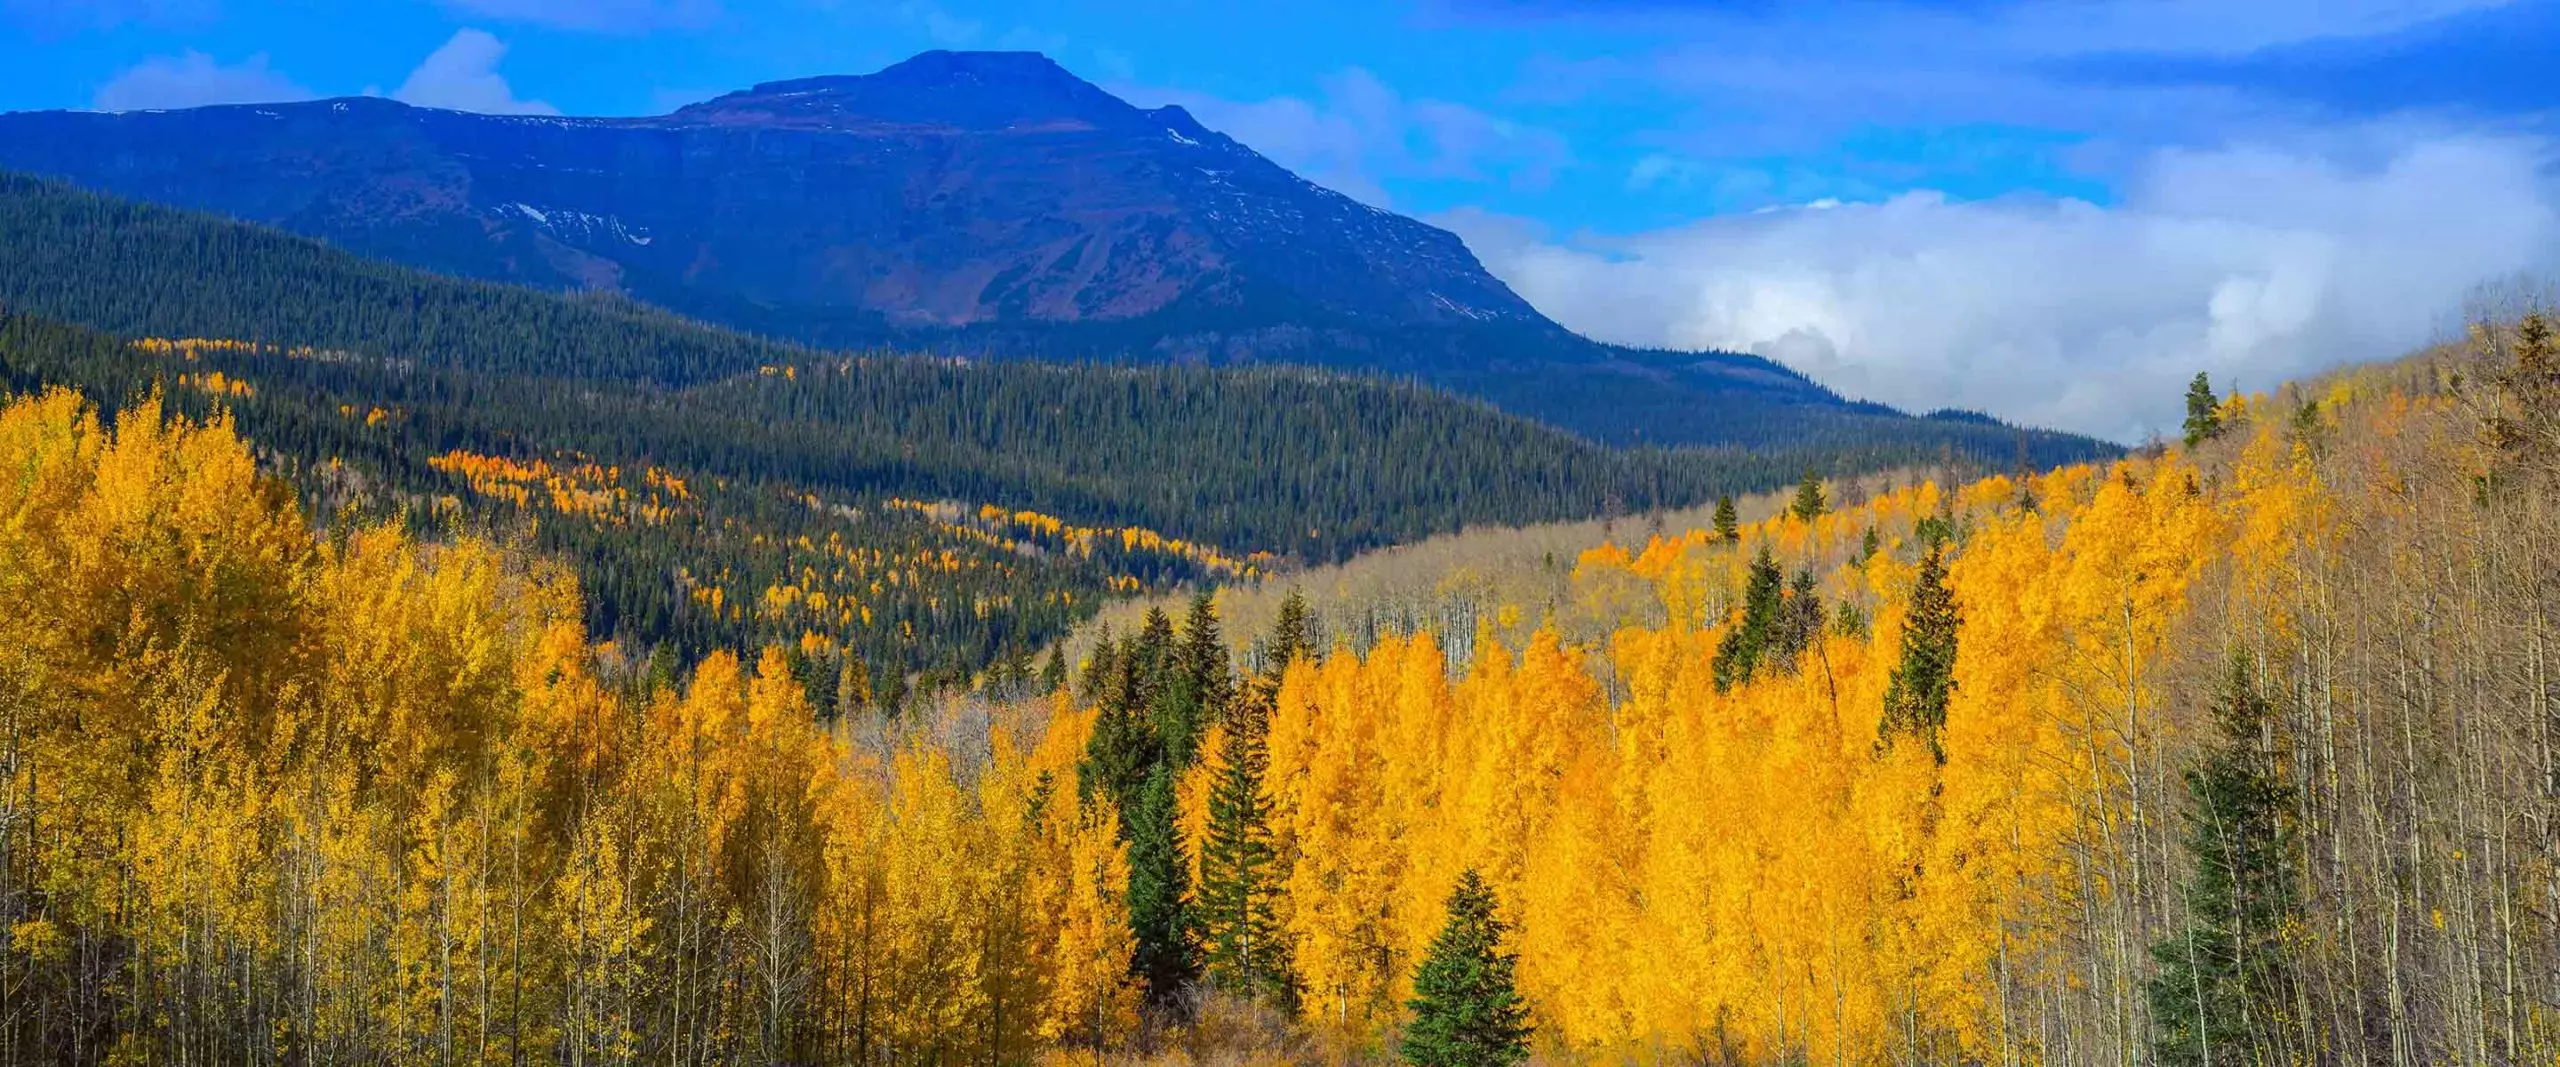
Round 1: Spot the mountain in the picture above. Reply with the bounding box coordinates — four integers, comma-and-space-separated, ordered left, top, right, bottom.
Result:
1, 172, 1957, 676
0, 49, 2019, 448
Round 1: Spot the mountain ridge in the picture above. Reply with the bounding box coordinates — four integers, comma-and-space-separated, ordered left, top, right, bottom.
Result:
0, 50, 2083, 450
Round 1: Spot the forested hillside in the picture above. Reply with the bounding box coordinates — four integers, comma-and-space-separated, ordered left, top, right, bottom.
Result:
0, 174, 2114, 687
4, 304, 2551, 1064
0, 176, 2068, 690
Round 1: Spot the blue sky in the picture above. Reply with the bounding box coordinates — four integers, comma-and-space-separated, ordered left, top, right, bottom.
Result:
5, 0, 2558, 438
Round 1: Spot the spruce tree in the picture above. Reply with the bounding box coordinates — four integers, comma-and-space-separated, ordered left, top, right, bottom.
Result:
1402, 870, 1532, 1067
1770, 567, 1827, 674
1079, 672, 1163, 816
1712, 545, 1785, 692
1790, 470, 1826, 522
1079, 624, 1120, 705
1879, 540, 1959, 761
1711, 494, 1739, 542
1126, 765, 1200, 1009
1129, 607, 1177, 696
2184, 371, 2225, 448
2150, 659, 2300, 1067
1157, 592, 1233, 768
1199, 697, 1289, 1006
1264, 587, 1316, 681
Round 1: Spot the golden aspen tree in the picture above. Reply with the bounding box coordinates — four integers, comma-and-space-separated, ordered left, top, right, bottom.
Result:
1038, 791, 1141, 1049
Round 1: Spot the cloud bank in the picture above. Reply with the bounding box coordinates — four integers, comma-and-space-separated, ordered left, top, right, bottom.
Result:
395, 29, 558, 115
93, 51, 313, 111
1443, 132, 2560, 442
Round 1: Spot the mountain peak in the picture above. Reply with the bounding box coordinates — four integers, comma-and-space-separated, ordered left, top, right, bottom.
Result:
676, 50, 1136, 131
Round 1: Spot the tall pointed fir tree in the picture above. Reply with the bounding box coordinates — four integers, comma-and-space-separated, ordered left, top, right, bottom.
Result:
1080, 665, 1163, 818
1769, 567, 1827, 675
2184, 371, 2225, 447
1711, 494, 1739, 542
1127, 607, 1177, 702
1402, 870, 1532, 1067
1262, 587, 1316, 682
1879, 540, 1959, 761
1079, 624, 1121, 705
1198, 696, 1288, 1007
1039, 644, 1068, 695
1712, 545, 1786, 692
2150, 658, 2302, 1067
1126, 764, 1199, 1009
1790, 470, 1827, 521
1156, 592, 1233, 768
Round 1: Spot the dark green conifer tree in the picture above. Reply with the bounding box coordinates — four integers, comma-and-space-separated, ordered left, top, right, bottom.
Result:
1401, 870, 1532, 1067
1129, 607, 1177, 695
1079, 624, 1120, 705
2150, 659, 2301, 1067
1711, 494, 1739, 542
1156, 592, 1233, 767
1790, 470, 1826, 522
2184, 372, 2225, 448
1879, 540, 1959, 761
1712, 545, 1785, 692
1079, 670, 1163, 816
1263, 587, 1316, 681
1198, 697, 1289, 1006
1126, 765, 1199, 1009
1770, 567, 1827, 674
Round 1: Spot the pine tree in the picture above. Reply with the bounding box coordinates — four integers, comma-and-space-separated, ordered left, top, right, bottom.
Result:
1711, 494, 1739, 542
1125, 765, 1198, 1009
1127, 607, 1177, 706
1039, 644, 1068, 694
1712, 545, 1785, 692
2184, 371, 2225, 448
1079, 678, 1163, 817
1157, 592, 1233, 768
1079, 624, 1120, 705
1769, 567, 1827, 674
1401, 870, 1532, 1067
1263, 587, 1315, 681
1198, 698, 1288, 1006
1789, 470, 1826, 522
2150, 659, 2300, 1067
1879, 540, 1959, 761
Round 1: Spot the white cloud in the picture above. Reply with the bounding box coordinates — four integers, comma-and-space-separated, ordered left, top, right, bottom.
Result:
1441, 132, 2560, 442
1122, 69, 1571, 209
437, 0, 716, 31
394, 29, 558, 115
93, 51, 313, 111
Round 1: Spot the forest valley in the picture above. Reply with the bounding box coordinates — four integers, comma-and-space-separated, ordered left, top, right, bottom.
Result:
4, 309, 2559, 1067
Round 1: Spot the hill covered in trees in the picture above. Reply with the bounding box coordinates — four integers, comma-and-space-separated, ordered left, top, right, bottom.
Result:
0, 52, 2094, 451
3, 305, 2550, 1063
0, 173, 2115, 688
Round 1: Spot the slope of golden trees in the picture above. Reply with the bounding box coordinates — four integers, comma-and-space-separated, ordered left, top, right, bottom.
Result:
7, 312, 2558, 1067
0, 389, 1138, 1065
